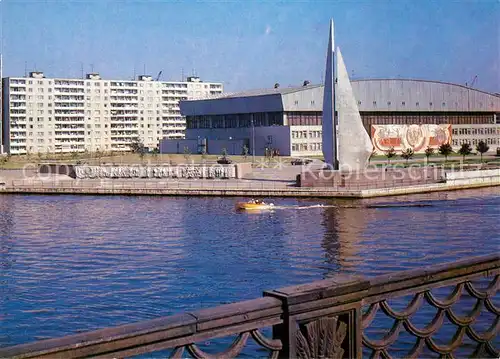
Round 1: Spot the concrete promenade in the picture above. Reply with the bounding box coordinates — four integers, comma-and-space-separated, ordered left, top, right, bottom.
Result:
0, 164, 499, 198
1, 174, 499, 198
1, 182, 499, 198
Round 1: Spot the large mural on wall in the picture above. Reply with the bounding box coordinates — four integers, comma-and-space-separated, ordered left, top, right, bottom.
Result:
371, 124, 451, 154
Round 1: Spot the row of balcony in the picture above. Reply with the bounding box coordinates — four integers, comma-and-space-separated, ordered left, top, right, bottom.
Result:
54, 95, 85, 101
10, 87, 27, 92
109, 90, 138, 95
109, 96, 139, 101
54, 88, 85, 93
54, 80, 85, 86
54, 131, 85, 136
110, 82, 139, 88
110, 124, 138, 128
54, 103, 85, 108
54, 125, 85, 129
110, 131, 139, 136
55, 138, 85, 143
54, 110, 85, 115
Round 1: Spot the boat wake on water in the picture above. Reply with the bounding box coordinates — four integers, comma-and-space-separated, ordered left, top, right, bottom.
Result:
365, 203, 435, 208
236, 201, 440, 212
274, 204, 336, 210
276, 203, 436, 210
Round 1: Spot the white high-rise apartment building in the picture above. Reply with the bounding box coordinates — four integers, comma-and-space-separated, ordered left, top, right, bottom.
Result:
1, 72, 223, 155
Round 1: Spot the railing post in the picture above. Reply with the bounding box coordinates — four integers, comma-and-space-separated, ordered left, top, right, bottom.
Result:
264, 274, 369, 359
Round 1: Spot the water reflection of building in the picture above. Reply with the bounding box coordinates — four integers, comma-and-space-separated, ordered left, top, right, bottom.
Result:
0, 195, 15, 272
320, 203, 376, 276
266, 200, 376, 280
0, 195, 15, 347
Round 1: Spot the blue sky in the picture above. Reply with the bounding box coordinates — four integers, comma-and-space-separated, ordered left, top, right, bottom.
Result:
1, 0, 499, 92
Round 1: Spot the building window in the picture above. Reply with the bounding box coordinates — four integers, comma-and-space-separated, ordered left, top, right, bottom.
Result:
429, 102, 433, 106
357, 101, 361, 105
442, 102, 446, 107
373, 101, 377, 106
402, 101, 405, 106
294, 100, 298, 105
416, 102, 419, 107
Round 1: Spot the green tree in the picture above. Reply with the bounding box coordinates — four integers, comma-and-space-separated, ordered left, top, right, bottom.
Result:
199, 143, 207, 162
95, 149, 102, 164
129, 139, 146, 162
183, 146, 191, 162
242, 145, 249, 159
424, 146, 434, 164
457, 143, 472, 162
70, 151, 79, 162
438, 143, 453, 162
151, 147, 159, 162
221, 147, 228, 158
368, 148, 377, 164
385, 146, 396, 164
0, 155, 9, 169
476, 140, 489, 162
400, 148, 414, 165
139, 149, 146, 162
129, 139, 144, 153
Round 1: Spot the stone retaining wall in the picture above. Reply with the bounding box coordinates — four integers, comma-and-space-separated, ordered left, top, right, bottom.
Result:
445, 168, 500, 186
299, 167, 445, 189
2, 181, 498, 198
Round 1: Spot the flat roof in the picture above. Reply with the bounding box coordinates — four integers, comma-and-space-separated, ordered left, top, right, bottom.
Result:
203, 79, 498, 101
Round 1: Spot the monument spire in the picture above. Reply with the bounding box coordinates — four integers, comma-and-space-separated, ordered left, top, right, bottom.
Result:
321, 19, 337, 169
336, 47, 373, 170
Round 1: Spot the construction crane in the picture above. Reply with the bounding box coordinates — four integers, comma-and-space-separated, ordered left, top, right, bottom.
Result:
156, 71, 162, 81
466, 75, 477, 88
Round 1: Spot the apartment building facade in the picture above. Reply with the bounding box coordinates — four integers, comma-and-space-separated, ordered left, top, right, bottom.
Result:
1, 72, 223, 155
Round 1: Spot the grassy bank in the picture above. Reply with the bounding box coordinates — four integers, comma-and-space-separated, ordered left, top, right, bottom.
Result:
0, 153, 298, 169
1, 152, 499, 170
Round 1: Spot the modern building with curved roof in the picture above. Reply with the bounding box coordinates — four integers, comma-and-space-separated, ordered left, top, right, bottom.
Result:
169, 79, 499, 157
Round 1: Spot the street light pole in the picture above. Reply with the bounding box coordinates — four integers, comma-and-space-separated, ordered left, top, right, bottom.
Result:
251, 119, 255, 163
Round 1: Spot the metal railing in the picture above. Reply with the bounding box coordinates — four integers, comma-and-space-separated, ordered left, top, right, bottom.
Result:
0, 254, 497, 358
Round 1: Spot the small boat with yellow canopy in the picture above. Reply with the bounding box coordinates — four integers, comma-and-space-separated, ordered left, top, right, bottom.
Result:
235, 199, 275, 211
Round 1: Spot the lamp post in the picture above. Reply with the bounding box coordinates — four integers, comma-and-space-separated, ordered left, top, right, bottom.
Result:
251, 119, 255, 163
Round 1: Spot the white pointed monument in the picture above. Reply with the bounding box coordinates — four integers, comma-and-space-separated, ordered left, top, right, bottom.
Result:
321, 19, 372, 171
321, 19, 337, 169
335, 48, 373, 170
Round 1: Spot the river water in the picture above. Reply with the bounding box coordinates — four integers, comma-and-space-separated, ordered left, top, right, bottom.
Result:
0, 188, 499, 355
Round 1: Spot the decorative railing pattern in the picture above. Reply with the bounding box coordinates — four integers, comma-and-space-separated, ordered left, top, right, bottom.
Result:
362, 276, 499, 358
0, 254, 497, 358
0, 297, 283, 359
170, 329, 282, 359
